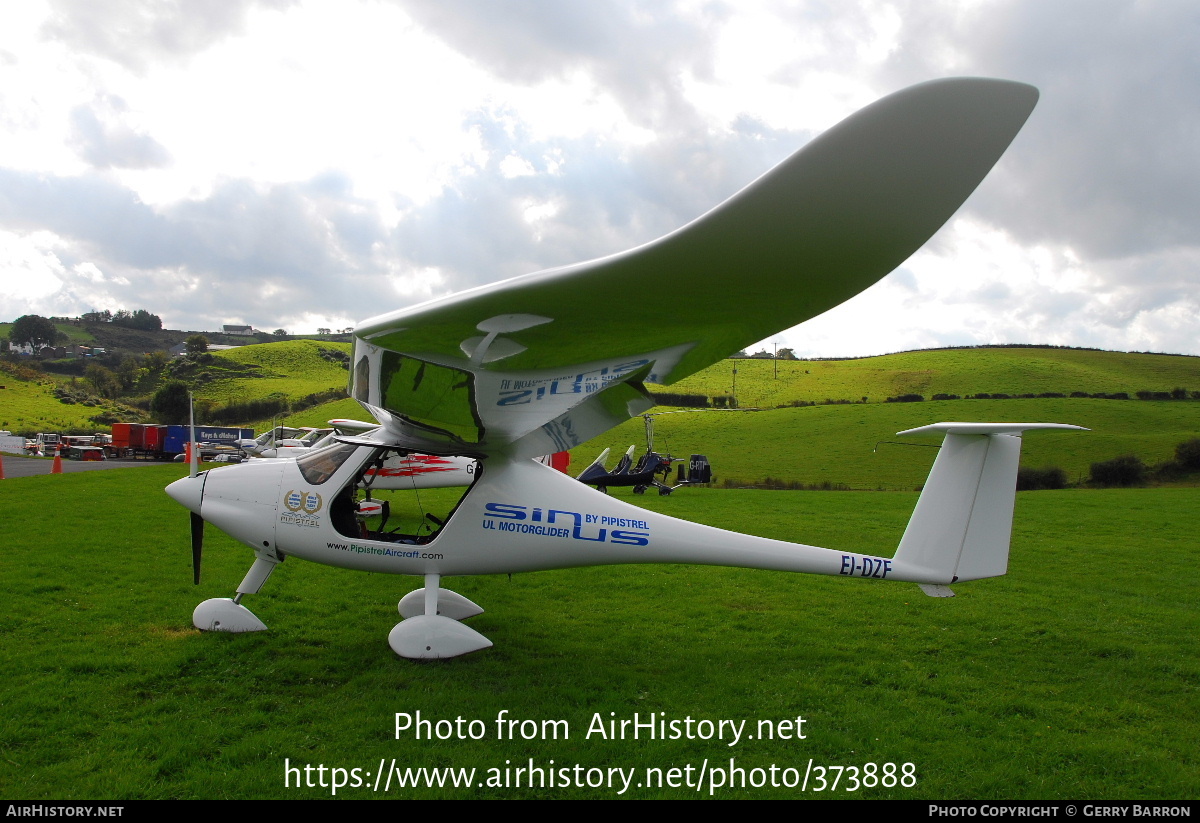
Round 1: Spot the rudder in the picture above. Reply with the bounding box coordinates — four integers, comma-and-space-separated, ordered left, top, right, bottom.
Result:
893, 422, 1085, 586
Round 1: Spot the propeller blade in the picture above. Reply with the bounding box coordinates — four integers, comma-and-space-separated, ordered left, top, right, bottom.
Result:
191, 512, 204, 585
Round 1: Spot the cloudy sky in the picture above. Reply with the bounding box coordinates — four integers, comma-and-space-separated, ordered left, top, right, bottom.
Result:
1, 0, 1197, 358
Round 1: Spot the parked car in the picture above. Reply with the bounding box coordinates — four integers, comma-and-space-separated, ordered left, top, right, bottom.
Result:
174, 451, 244, 464
209, 454, 244, 464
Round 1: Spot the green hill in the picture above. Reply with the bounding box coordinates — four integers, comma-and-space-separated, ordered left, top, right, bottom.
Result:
0, 339, 352, 435
4, 345, 1199, 488
0, 373, 110, 433
191, 340, 351, 404
675, 347, 1200, 408
278, 347, 1200, 489
1, 320, 97, 347
194, 345, 1200, 487
0, 358, 150, 432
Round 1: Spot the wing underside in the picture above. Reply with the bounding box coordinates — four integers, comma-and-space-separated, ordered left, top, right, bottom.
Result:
350, 78, 1039, 457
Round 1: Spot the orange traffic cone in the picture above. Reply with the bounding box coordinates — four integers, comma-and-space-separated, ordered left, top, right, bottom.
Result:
51, 444, 63, 474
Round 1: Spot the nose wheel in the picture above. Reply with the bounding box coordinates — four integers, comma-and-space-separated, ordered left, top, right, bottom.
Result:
193, 597, 268, 632
192, 557, 277, 633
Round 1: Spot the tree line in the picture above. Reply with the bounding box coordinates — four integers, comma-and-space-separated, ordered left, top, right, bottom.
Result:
6, 310, 164, 350
80, 309, 163, 330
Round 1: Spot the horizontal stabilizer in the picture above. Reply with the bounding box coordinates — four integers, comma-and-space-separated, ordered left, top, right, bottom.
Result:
898, 422, 1088, 437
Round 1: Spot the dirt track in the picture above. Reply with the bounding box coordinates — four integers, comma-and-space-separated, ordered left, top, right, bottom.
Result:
0, 454, 172, 479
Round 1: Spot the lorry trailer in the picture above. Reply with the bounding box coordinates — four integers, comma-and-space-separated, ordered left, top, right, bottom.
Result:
105, 424, 253, 459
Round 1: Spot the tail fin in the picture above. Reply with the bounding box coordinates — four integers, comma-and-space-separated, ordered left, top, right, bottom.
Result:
893, 423, 1086, 588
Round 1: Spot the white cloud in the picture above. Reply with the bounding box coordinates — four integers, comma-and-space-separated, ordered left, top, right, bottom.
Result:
0, 230, 67, 304
500, 154, 537, 179
0, 0, 1197, 358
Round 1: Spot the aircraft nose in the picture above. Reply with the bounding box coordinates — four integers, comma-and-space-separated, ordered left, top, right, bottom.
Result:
166, 474, 205, 515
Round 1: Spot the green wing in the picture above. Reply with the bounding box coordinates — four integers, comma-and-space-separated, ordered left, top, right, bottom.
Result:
350, 78, 1039, 457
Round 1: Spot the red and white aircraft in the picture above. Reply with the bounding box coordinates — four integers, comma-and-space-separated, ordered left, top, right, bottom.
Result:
244, 418, 482, 487
167, 78, 1083, 659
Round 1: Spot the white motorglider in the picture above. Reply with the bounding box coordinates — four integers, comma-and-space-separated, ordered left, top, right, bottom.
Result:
167, 78, 1083, 659
234, 426, 304, 457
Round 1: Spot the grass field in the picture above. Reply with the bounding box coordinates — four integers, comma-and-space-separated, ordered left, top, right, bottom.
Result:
1, 465, 1195, 799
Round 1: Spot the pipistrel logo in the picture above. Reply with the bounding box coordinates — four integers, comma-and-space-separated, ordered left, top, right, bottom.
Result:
285, 490, 323, 514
